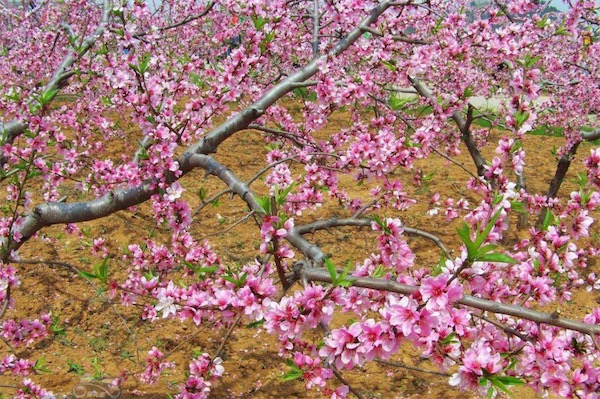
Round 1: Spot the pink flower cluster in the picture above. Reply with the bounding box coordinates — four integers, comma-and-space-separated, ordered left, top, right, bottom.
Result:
176, 353, 224, 399
140, 347, 175, 384
0, 314, 51, 347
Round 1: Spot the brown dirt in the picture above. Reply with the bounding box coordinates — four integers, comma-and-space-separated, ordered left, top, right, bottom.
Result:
2, 103, 599, 399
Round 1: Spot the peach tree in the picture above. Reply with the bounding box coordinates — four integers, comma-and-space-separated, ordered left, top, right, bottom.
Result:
2, 0, 600, 398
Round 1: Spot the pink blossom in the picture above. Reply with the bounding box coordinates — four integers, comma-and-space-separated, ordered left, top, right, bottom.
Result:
420, 274, 463, 310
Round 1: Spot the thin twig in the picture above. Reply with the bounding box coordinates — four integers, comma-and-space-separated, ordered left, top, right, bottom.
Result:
374, 359, 451, 377
198, 211, 256, 241
331, 368, 365, 399
215, 312, 244, 358
430, 146, 479, 180
134, 1, 215, 38
473, 313, 532, 342
248, 124, 311, 148
493, 0, 516, 23
162, 326, 209, 361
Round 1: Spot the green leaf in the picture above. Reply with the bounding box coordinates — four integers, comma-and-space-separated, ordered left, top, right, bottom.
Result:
556, 20, 569, 36
490, 377, 510, 394
495, 376, 525, 386
573, 172, 588, 187
371, 215, 390, 234
514, 110, 529, 128
252, 16, 268, 30
472, 117, 492, 128
222, 273, 246, 288
456, 223, 476, 257
462, 85, 474, 98
138, 53, 151, 74
431, 253, 446, 277
389, 94, 410, 110
260, 31, 276, 54
275, 183, 296, 206
51, 314, 66, 336
246, 320, 265, 328
189, 72, 205, 89
432, 17, 443, 34
475, 253, 518, 264
222, 275, 236, 285
518, 54, 541, 69
535, 15, 549, 28
475, 244, 498, 257
541, 209, 553, 231
39, 88, 59, 106
473, 209, 503, 251
94, 256, 110, 283
255, 195, 271, 215
440, 332, 457, 345
34, 357, 50, 373
67, 360, 85, 375
196, 266, 218, 277
510, 200, 526, 214
372, 265, 386, 278
96, 43, 109, 55
324, 257, 337, 283
78, 270, 97, 280
282, 359, 303, 381
381, 60, 397, 72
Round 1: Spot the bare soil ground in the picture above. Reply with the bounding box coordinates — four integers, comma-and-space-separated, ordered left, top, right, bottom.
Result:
3, 103, 599, 398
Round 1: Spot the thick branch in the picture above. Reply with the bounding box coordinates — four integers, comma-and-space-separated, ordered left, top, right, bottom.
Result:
535, 125, 600, 228
186, 0, 402, 155
536, 141, 581, 228
9, 181, 155, 253
187, 154, 327, 262
312, 0, 320, 57
294, 263, 600, 336
294, 217, 451, 258
409, 77, 487, 176
582, 128, 600, 141
5, 0, 407, 258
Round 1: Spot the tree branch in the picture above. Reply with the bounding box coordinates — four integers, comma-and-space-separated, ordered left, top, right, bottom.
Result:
187, 154, 328, 262
312, 0, 320, 57
248, 123, 311, 148
374, 359, 451, 377
294, 217, 451, 258
134, 1, 215, 38
331, 368, 365, 399
292, 262, 600, 336
536, 141, 581, 228
493, 0, 516, 23
409, 76, 487, 176
582, 128, 600, 141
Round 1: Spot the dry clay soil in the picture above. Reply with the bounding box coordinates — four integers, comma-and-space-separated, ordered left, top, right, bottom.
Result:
3, 102, 600, 399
